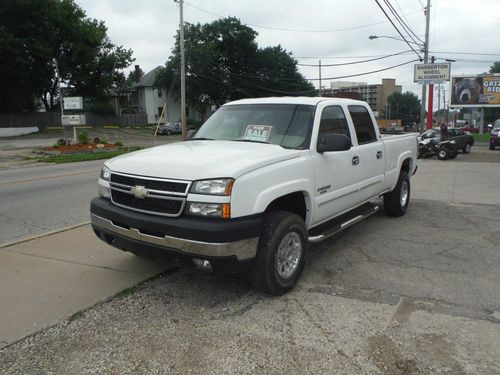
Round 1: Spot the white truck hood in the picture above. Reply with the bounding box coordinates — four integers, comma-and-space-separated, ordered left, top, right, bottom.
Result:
105, 140, 302, 181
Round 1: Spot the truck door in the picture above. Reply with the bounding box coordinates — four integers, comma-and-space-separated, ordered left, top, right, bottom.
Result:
312, 105, 363, 225
347, 105, 386, 202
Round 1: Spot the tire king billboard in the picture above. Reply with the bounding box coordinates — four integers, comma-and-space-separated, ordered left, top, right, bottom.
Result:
450, 75, 500, 107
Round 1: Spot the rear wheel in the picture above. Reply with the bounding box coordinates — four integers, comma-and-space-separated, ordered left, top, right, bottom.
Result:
252, 211, 307, 295
384, 172, 410, 217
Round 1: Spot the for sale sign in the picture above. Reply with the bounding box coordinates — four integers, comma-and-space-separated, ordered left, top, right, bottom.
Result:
414, 63, 451, 84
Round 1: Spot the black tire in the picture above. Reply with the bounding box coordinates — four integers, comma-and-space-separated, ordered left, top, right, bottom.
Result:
490, 142, 495, 150
463, 143, 472, 153
166, 130, 172, 135
384, 172, 410, 217
252, 211, 307, 296
437, 148, 448, 160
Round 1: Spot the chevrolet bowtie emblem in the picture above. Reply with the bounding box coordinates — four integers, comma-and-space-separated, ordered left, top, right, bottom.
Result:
130, 185, 148, 199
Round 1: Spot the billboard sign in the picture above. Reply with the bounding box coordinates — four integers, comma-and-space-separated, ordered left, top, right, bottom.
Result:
414, 63, 451, 84
450, 75, 500, 107
63, 97, 83, 110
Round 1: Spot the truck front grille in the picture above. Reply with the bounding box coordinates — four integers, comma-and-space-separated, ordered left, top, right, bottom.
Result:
110, 174, 188, 193
109, 173, 189, 217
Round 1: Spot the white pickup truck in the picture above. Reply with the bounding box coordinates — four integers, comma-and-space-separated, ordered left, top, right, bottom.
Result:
91, 97, 417, 295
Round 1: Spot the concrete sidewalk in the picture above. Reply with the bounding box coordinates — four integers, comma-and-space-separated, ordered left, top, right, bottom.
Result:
0, 225, 172, 349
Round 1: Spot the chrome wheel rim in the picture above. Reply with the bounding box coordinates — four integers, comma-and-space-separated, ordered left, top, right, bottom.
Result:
276, 232, 302, 279
465, 144, 471, 152
400, 180, 409, 207
438, 150, 446, 159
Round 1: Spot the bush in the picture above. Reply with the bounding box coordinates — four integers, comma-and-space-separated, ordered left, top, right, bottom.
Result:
115, 140, 123, 147
77, 131, 90, 144
86, 102, 115, 115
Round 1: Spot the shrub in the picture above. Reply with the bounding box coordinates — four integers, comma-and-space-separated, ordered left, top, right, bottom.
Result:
77, 131, 89, 144
115, 140, 123, 147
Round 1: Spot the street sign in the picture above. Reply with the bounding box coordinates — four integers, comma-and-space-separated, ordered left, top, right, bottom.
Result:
414, 63, 451, 84
61, 114, 86, 126
63, 97, 84, 110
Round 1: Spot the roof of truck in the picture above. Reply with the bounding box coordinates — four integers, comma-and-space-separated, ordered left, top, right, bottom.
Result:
225, 97, 368, 106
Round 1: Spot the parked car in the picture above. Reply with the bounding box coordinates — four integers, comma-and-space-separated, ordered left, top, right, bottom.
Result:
385, 125, 403, 134
419, 127, 474, 153
490, 126, 500, 150
158, 122, 181, 135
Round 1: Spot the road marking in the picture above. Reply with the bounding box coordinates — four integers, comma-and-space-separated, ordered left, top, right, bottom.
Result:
0, 221, 91, 249
0, 169, 98, 186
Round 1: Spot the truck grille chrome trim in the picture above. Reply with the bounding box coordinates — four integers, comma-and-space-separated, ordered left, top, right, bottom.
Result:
109, 172, 190, 217
91, 214, 258, 261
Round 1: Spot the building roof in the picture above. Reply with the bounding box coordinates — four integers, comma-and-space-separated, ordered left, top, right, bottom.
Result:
132, 66, 163, 88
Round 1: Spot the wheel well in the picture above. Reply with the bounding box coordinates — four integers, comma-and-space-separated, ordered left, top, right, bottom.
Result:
401, 158, 411, 175
265, 192, 307, 221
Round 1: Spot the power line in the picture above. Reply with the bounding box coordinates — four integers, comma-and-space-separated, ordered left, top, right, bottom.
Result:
308, 59, 419, 81
384, 0, 424, 45
297, 50, 413, 67
373, 0, 423, 59
186, 1, 422, 33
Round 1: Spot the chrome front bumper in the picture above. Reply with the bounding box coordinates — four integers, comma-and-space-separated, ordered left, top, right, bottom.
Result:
91, 214, 259, 261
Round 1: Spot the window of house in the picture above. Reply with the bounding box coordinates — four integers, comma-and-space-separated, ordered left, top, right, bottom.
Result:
348, 105, 377, 144
317, 106, 351, 146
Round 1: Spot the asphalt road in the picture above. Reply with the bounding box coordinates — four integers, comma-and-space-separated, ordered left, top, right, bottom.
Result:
0, 160, 103, 243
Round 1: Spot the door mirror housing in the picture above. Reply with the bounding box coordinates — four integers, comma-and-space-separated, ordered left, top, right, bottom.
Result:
317, 133, 352, 153
186, 129, 197, 140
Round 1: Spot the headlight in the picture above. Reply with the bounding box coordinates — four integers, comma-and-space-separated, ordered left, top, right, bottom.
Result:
187, 202, 230, 219
100, 165, 111, 181
98, 165, 111, 198
191, 178, 234, 196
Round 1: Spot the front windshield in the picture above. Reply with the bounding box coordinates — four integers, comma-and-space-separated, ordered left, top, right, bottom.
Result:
194, 104, 316, 149
421, 129, 439, 139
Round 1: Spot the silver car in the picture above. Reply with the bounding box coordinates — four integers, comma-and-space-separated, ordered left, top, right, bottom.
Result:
158, 122, 182, 135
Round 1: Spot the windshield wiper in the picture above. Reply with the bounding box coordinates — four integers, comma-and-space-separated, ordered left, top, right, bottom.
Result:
190, 137, 214, 141
231, 139, 269, 144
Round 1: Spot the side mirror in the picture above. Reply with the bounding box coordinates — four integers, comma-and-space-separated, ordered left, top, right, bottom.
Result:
317, 133, 351, 153
186, 129, 197, 140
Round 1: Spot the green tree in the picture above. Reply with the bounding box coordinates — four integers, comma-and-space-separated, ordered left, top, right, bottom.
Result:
156, 17, 315, 121
489, 61, 500, 74
0, 0, 134, 112
386, 91, 421, 125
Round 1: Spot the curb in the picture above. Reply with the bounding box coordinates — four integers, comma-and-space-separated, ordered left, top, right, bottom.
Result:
0, 221, 91, 250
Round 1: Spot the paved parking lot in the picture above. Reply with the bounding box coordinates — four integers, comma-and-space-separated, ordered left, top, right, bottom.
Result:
0, 141, 499, 374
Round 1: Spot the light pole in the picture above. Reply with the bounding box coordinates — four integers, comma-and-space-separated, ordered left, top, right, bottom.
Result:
175, 0, 187, 141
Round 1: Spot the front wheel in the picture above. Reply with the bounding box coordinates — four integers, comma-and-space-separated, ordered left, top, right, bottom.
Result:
166, 130, 172, 135
437, 148, 448, 160
252, 211, 307, 295
384, 172, 410, 217
463, 143, 472, 153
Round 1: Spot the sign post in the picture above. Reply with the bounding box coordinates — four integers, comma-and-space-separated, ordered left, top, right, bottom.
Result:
62, 97, 84, 142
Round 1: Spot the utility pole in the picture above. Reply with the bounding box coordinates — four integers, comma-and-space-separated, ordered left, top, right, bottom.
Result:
419, 0, 431, 131
53, 58, 67, 140
427, 55, 435, 129
318, 60, 322, 97
178, 0, 187, 140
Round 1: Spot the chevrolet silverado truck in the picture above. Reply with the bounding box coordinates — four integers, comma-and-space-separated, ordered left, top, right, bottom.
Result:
91, 97, 417, 295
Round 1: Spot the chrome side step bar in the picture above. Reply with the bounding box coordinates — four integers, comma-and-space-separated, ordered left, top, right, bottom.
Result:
308, 204, 380, 243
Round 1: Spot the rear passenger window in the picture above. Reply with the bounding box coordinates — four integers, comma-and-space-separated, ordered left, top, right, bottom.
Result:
317, 106, 351, 146
348, 105, 377, 144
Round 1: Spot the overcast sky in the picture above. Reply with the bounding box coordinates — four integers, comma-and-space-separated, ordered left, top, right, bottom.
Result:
77, 0, 499, 109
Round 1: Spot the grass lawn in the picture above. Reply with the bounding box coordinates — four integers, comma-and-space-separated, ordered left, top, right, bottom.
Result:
34, 147, 141, 164
472, 133, 491, 142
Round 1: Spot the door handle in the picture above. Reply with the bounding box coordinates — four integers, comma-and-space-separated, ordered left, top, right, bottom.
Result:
352, 156, 360, 165
376, 151, 383, 159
